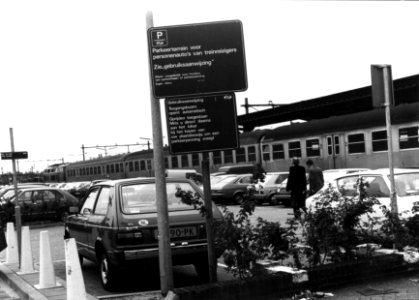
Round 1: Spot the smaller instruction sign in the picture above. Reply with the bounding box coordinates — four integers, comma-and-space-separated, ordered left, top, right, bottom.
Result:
165, 94, 239, 154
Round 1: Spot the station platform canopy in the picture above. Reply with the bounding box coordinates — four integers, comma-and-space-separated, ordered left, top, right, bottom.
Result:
238, 74, 419, 132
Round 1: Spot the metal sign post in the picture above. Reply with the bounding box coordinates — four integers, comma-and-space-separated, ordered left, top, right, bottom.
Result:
146, 11, 174, 295
371, 65, 397, 215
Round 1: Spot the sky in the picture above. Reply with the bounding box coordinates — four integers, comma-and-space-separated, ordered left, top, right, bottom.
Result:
1, 0, 419, 174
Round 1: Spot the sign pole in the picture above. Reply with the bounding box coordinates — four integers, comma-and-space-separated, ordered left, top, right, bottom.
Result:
145, 11, 174, 295
201, 153, 217, 282
9, 128, 22, 264
382, 66, 398, 215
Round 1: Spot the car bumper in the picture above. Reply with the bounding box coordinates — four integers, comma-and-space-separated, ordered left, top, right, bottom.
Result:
123, 242, 208, 261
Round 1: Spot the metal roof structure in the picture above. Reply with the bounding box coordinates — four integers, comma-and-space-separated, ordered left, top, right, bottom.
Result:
238, 74, 419, 132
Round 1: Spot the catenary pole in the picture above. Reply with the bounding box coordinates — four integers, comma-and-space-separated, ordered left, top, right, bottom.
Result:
145, 11, 174, 295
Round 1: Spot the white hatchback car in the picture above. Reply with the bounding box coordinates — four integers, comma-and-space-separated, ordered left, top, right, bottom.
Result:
307, 168, 419, 219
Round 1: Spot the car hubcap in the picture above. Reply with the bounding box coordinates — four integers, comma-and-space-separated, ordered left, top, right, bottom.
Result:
101, 257, 108, 284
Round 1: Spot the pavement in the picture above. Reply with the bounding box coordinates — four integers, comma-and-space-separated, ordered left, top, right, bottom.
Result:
2, 253, 419, 300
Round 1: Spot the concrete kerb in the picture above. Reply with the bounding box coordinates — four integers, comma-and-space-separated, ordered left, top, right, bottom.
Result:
0, 263, 48, 300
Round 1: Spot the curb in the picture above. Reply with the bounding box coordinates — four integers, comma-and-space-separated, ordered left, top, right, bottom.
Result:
0, 263, 48, 300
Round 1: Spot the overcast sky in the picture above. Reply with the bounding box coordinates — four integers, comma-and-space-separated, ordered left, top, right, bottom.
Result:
1, 0, 419, 173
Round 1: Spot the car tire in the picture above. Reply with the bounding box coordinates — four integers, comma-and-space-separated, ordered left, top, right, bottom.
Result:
269, 195, 279, 206
194, 259, 210, 282
99, 252, 118, 291
233, 193, 244, 205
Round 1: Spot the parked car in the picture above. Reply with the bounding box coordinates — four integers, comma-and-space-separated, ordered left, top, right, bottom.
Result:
272, 168, 372, 207
64, 177, 225, 290
0, 187, 79, 223
216, 164, 255, 175
252, 172, 289, 205
211, 173, 254, 205
306, 168, 419, 220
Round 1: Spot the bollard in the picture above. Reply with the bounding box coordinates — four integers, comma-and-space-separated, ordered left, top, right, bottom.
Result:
5, 222, 18, 264
17, 226, 36, 274
65, 238, 87, 300
35, 231, 60, 289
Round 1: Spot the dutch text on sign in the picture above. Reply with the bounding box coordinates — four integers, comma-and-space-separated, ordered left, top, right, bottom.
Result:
148, 20, 247, 98
165, 94, 239, 154
1, 151, 28, 160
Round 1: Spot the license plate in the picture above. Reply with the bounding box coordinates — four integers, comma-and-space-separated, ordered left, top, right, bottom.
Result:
154, 226, 197, 239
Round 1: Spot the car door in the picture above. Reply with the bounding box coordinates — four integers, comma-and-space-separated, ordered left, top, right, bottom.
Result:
85, 186, 111, 258
69, 186, 100, 259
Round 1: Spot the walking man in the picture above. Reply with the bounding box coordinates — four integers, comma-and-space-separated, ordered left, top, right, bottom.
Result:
306, 159, 324, 196
286, 157, 307, 219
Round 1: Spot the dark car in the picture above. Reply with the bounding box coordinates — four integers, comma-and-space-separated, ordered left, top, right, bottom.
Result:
64, 177, 224, 290
0, 187, 79, 223
210, 173, 254, 205
252, 172, 289, 205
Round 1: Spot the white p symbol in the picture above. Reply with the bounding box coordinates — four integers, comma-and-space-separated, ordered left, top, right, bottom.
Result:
156, 31, 164, 39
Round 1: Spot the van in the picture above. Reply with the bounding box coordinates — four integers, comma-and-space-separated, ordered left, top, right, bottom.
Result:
217, 164, 255, 175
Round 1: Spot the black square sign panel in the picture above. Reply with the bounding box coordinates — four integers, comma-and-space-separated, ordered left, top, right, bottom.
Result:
165, 93, 239, 154
148, 20, 247, 98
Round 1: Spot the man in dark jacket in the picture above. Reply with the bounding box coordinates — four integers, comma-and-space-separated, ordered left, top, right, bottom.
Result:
306, 159, 324, 196
286, 157, 307, 219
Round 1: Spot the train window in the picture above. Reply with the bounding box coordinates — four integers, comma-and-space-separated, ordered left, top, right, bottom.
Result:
140, 160, 146, 171
306, 139, 320, 157
348, 133, 366, 154
120, 163, 124, 173
248, 146, 256, 162
98, 167, 101, 175
128, 162, 133, 172
115, 164, 120, 173
110, 164, 115, 174
236, 148, 246, 163
327, 137, 333, 155
164, 157, 169, 169
134, 161, 139, 172
213, 151, 222, 165
171, 156, 179, 168
288, 141, 302, 158
224, 150, 233, 164
192, 153, 200, 166
334, 136, 340, 155
272, 143, 285, 159
181, 155, 189, 168
90, 167, 93, 175
399, 126, 419, 149
372, 130, 388, 152
262, 144, 271, 161
147, 160, 152, 170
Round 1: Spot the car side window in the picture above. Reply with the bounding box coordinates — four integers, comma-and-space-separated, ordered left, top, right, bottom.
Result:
93, 187, 110, 215
18, 191, 33, 205
337, 176, 359, 197
81, 188, 99, 214
364, 176, 390, 197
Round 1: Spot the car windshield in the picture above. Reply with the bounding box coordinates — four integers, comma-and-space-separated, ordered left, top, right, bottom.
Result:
393, 173, 419, 196
214, 175, 239, 185
121, 182, 199, 214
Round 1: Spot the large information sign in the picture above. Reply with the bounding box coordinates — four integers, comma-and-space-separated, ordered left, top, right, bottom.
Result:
148, 20, 247, 98
165, 94, 239, 154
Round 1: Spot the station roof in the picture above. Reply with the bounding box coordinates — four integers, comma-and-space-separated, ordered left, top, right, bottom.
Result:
238, 74, 419, 131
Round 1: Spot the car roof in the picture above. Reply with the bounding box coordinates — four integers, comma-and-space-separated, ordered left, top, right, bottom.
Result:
93, 177, 195, 187
333, 168, 419, 178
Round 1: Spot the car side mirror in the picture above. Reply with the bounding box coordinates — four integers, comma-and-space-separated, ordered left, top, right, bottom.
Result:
82, 208, 92, 215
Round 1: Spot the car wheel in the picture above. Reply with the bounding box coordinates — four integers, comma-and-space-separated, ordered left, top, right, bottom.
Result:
269, 195, 279, 206
194, 259, 210, 282
233, 193, 244, 205
99, 252, 118, 291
